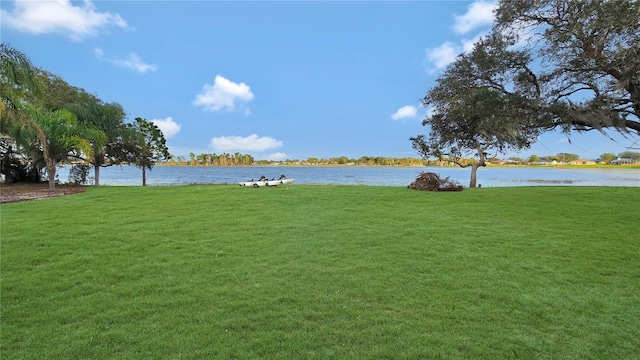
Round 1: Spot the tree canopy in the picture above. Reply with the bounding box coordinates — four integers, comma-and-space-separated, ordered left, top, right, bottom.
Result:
21, 105, 101, 191
66, 99, 127, 186
1, 43, 49, 183
128, 117, 170, 186
494, 0, 640, 135
1, 43, 170, 187
0, 42, 41, 121
412, 0, 639, 186
31, 68, 99, 112
411, 34, 545, 187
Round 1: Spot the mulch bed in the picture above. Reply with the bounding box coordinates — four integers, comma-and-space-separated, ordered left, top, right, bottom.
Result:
0, 183, 88, 204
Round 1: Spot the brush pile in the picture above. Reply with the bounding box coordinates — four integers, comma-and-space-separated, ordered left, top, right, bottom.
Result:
408, 172, 463, 192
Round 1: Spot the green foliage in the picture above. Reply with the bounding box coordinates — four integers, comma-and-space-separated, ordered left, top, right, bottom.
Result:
0, 136, 40, 183
68, 163, 92, 185
25, 107, 91, 160
0, 42, 41, 121
166, 154, 428, 166
130, 117, 170, 169
415, 0, 640, 182
21, 105, 101, 190
599, 153, 617, 163
618, 151, 640, 161
66, 99, 127, 186
29, 68, 99, 111
494, 0, 640, 134
411, 34, 544, 187
555, 152, 580, 162
1, 44, 112, 186
0, 43, 45, 183
1, 186, 638, 358
128, 117, 170, 186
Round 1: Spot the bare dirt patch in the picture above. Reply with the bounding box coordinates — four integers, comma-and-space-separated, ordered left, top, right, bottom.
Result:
0, 183, 88, 204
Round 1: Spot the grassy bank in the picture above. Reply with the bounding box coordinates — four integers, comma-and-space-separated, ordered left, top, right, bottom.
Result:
1, 185, 639, 359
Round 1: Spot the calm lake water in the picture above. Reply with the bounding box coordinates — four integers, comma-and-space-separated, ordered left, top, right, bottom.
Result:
56, 165, 639, 187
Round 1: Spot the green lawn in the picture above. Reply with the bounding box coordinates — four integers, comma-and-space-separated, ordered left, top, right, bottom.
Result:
1, 185, 638, 359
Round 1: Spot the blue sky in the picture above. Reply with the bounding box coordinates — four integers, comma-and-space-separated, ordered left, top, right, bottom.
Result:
1, 0, 636, 161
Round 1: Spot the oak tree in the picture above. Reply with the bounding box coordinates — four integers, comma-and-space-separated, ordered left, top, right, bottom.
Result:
411, 34, 545, 187
495, 0, 640, 135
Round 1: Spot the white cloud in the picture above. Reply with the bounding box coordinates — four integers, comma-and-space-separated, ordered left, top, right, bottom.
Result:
151, 117, 181, 139
94, 47, 157, 73
115, 53, 157, 73
424, 1, 496, 73
194, 75, 254, 112
453, 1, 497, 34
391, 105, 418, 121
424, 34, 489, 73
211, 134, 283, 152
0, 0, 129, 41
425, 41, 460, 70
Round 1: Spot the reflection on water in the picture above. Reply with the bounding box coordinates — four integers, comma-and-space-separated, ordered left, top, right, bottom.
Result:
56, 165, 639, 187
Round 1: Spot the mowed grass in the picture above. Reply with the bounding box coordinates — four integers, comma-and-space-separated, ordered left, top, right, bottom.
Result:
1, 185, 639, 359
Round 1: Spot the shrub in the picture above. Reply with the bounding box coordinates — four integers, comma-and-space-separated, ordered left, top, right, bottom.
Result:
408, 172, 463, 192
68, 164, 92, 185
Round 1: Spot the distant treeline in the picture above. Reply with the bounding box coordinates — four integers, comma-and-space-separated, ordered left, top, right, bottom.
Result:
164, 153, 429, 166
163, 151, 640, 167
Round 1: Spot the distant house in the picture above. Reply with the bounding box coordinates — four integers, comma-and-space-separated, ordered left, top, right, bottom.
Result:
611, 158, 639, 165
490, 159, 519, 165
570, 159, 596, 165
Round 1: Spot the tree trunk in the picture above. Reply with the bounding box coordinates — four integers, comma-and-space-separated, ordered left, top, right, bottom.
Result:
469, 163, 479, 188
94, 163, 100, 187
46, 158, 57, 192
142, 166, 147, 186
468, 143, 487, 188
37, 127, 53, 190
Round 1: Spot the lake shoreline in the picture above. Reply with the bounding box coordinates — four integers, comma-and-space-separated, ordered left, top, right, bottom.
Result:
52, 165, 640, 187
153, 163, 640, 169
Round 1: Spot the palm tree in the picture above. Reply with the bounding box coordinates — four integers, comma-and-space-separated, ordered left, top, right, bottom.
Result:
0, 42, 41, 121
0, 43, 48, 182
23, 105, 100, 191
66, 100, 124, 186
